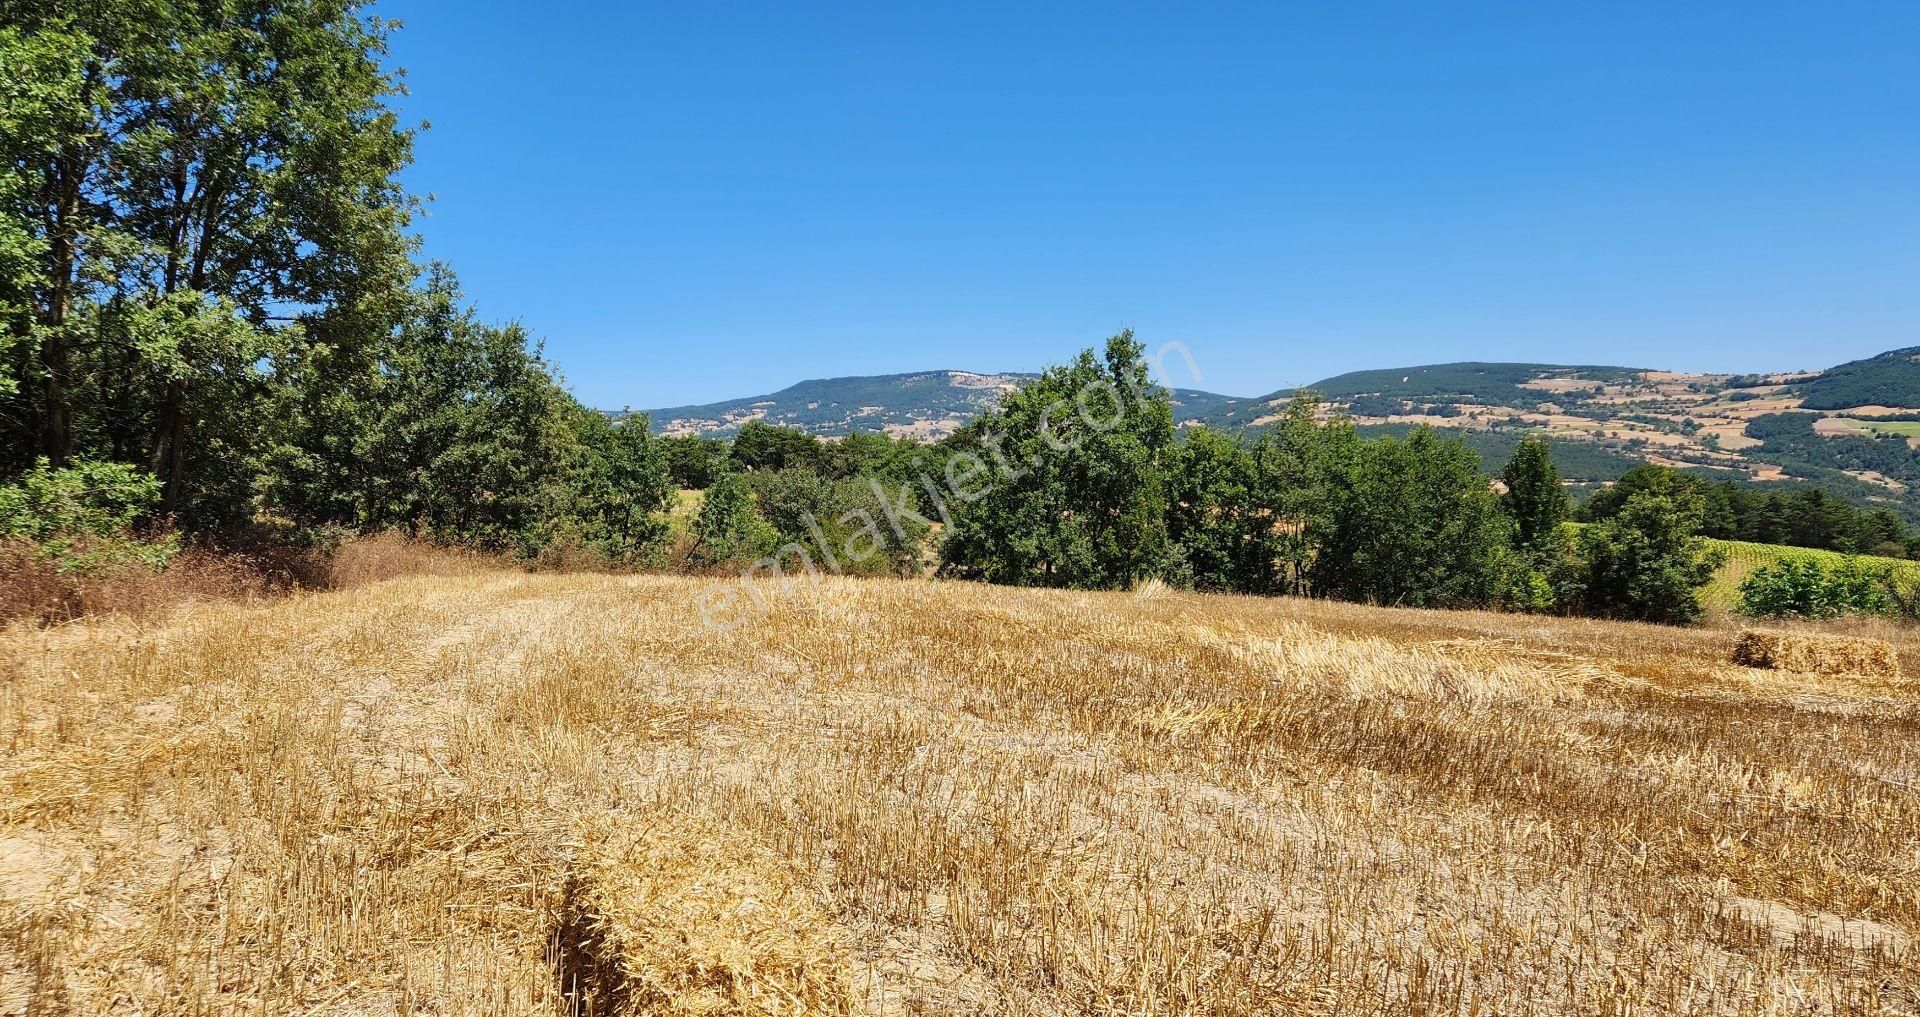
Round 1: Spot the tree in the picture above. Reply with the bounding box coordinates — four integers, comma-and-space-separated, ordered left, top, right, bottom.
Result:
750, 467, 927, 576
1500, 435, 1567, 552
550, 410, 673, 563
0, 0, 417, 520
1307, 427, 1515, 608
729, 420, 821, 472
1738, 557, 1891, 619
261, 267, 672, 562
691, 471, 773, 567
1247, 393, 1355, 595
1166, 426, 1259, 591
1571, 473, 1726, 624
941, 331, 1174, 589
1581, 464, 1699, 522
659, 434, 728, 489
0, 456, 176, 573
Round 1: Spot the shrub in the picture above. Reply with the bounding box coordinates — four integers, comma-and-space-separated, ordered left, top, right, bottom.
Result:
1738, 557, 1893, 619
1570, 481, 1725, 625
690, 472, 777, 568
750, 468, 928, 577
0, 458, 178, 574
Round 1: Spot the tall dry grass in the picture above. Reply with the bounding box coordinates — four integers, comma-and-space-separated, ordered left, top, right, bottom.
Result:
0, 532, 490, 625
0, 572, 1915, 1014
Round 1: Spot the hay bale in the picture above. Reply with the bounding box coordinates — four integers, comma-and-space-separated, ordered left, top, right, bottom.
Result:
1732, 629, 1903, 678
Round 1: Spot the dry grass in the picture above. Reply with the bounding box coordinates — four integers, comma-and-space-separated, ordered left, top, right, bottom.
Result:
1733, 629, 1906, 680
1, 571, 1917, 1014
0, 533, 490, 625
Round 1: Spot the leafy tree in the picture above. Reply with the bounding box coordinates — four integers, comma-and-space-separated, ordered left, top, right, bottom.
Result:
1500, 435, 1568, 552
548, 410, 673, 564
1580, 464, 1698, 522
729, 420, 822, 472
1307, 427, 1515, 608
1570, 475, 1726, 624
750, 467, 927, 576
1247, 393, 1355, 595
659, 434, 728, 489
0, 0, 417, 521
940, 331, 1174, 589
262, 267, 671, 562
1166, 426, 1259, 591
690, 471, 774, 567
820, 431, 914, 482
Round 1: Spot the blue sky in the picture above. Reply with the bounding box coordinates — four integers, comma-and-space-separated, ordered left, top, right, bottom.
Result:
383, 1, 1919, 408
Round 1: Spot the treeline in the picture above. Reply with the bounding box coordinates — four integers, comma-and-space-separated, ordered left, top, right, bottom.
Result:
667, 336, 1730, 625
1579, 466, 1919, 559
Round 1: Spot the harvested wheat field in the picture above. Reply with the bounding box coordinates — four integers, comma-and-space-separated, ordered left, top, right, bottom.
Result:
2, 572, 1918, 1015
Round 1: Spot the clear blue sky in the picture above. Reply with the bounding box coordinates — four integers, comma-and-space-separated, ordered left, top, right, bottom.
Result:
382, 1, 1919, 409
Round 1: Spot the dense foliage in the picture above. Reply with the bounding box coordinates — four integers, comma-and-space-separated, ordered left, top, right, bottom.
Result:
940, 332, 1176, 589
1795, 347, 1920, 410
1582, 463, 1914, 557
1738, 557, 1896, 620
933, 338, 1713, 620
1567, 471, 1726, 625
0, 456, 176, 572
0, 4, 674, 567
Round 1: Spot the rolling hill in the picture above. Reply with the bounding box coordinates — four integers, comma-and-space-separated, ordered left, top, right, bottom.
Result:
633, 347, 1920, 518
1795, 346, 1920, 410
642, 370, 1246, 439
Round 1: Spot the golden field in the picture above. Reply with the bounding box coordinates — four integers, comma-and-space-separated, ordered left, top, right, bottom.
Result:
1, 571, 1917, 1015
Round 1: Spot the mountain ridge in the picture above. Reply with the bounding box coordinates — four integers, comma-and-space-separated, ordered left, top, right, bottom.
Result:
631, 346, 1920, 520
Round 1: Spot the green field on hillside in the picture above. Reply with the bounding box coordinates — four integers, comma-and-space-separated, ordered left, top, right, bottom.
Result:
1698, 537, 1920, 611
1853, 419, 1920, 439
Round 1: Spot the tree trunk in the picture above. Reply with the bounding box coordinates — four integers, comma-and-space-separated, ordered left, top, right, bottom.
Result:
149, 378, 189, 514
40, 151, 81, 466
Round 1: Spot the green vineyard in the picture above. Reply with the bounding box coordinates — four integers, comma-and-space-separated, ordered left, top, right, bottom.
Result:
1699, 537, 1920, 611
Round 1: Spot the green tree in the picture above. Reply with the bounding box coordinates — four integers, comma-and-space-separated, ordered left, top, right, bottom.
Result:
691, 471, 774, 567
729, 420, 822, 472
1738, 557, 1892, 620
547, 410, 673, 564
1500, 435, 1568, 551
940, 331, 1174, 589
750, 467, 927, 576
658, 434, 729, 489
1166, 426, 1264, 591
1571, 473, 1726, 624
0, 456, 176, 572
1247, 393, 1355, 595
0, 0, 416, 522
1307, 427, 1515, 608
262, 267, 665, 561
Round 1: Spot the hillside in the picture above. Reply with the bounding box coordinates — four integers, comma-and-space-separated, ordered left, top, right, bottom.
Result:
5, 571, 1916, 1013
644, 370, 1245, 439
1795, 346, 1920, 410
639, 348, 1920, 518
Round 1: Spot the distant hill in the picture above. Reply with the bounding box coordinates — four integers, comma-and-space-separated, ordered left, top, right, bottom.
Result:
630, 347, 1920, 521
1795, 347, 1920, 410
641, 370, 1244, 439
1200, 362, 1644, 430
